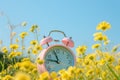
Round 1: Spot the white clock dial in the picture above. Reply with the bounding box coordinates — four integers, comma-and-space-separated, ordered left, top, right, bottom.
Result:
44, 46, 74, 72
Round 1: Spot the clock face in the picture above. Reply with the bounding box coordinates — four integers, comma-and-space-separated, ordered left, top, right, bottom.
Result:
44, 46, 74, 72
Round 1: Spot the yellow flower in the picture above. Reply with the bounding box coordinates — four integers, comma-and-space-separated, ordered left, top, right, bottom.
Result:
75, 68, 83, 74
39, 72, 50, 80
1, 70, 7, 74
95, 68, 101, 75
86, 69, 94, 77
60, 71, 71, 80
93, 32, 108, 41
14, 62, 20, 69
7, 65, 13, 71
76, 45, 87, 55
94, 35, 103, 41
30, 40, 38, 45
92, 43, 101, 49
19, 61, 36, 72
19, 61, 30, 69
107, 56, 115, 63
83, 59, 91, 66
14, 72, 31, 80
32, 49, 38, 54
30, 24, 38, 32
10, 44, 19, 50
16, 52, 22, 56
96, 21, 111, 31
50, 71, 57, 79
21, 21, 27, 26
67, 66, 75, 75
58, 69, 66, 75
9, 51, 16, 58
115, 65, 120, 71
102, 71, 107, 78
86, 53, 96, 61
2, 75, 13, 80
36, 58, 44, 65
93, 32, 102, 37
99, 59, 106, 65
76, 58, 83, 64
1, 46, 8, 53
30, 28, 34, 32
104, 53, 115, 63
104, 40, 110, 45
21, 58, 30, 62
35, 45, 43, 51
112, 45, 119, 52
19, 32, 28, 39
32, 68, 38, 74
53, 77, 61, 80
103, 35, 108, 41
1, 46, 7, 51
3, 49, 8, 54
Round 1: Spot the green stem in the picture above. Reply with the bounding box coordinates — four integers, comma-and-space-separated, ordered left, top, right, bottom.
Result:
28, 53, 31, 59
35, 29, 39, 42
106, 64, 120, 80
0, 61, 4, 71
10, 29, 13, 45
13, 57, 16, 64
21, 39, 24, 55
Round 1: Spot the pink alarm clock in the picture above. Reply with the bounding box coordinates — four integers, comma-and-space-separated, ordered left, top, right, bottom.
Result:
37, 30, 76, 73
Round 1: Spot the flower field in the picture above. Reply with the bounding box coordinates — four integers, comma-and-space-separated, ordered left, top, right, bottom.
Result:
0, 21, 120, 80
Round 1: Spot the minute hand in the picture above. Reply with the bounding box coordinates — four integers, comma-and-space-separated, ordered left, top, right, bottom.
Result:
53, 50, 59, 61
46, 59, 58, 63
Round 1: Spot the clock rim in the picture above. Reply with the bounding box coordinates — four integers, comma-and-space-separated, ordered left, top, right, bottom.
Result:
37, 44, 76, 73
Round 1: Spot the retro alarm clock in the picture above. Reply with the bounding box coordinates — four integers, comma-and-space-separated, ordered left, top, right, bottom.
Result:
37, 30, 76, 73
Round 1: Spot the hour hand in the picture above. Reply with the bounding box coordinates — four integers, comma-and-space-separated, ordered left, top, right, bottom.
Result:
46, 59, 58, 63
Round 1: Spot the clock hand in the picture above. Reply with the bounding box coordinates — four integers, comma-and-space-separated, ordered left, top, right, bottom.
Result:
53, 50, 59, 61
46, 59, 59, 64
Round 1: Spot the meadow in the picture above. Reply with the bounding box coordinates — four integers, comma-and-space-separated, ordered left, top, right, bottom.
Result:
0, 21, 120, 80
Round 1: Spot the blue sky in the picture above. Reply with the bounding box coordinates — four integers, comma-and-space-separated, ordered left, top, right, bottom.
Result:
0, 0, 120, 53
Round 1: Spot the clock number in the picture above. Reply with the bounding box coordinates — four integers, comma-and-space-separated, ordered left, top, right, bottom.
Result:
55, 49, 60, 53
